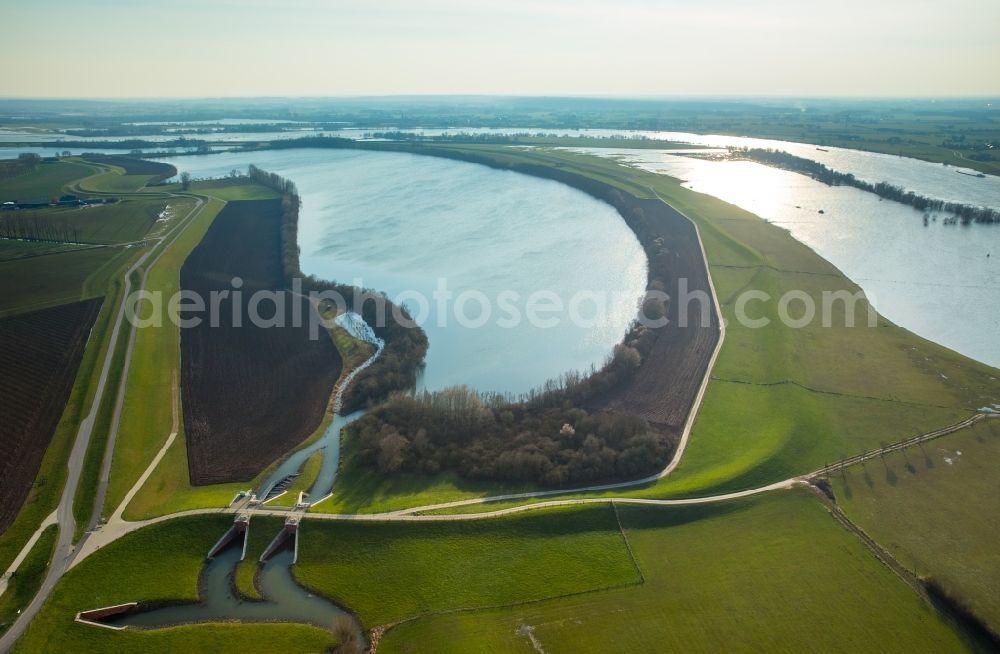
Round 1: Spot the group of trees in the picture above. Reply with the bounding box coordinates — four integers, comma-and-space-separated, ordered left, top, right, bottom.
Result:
0, 214, 82, 243
339, 153, 682, 486
249, 151, 683, 486
734, 148, 999, 224
248, 165, 429, 413
0, 153, 41, 180
354, 386, 671, 486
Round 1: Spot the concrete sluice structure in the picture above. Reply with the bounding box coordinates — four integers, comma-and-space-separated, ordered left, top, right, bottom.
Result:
261, 516, 300, 564
207, 512, 250, 560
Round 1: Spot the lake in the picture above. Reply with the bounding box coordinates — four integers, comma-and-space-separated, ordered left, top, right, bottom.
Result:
155, 148, 648, 395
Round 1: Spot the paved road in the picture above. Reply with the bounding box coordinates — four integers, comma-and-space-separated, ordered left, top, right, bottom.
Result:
87, 197, 204, 533
70, 411, 994, 558
0, 194, 205, 653
0, 511, 56, 598
3, 176, 994, 650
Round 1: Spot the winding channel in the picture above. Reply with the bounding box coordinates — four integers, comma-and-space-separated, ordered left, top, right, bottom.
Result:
257, 312, 384, 503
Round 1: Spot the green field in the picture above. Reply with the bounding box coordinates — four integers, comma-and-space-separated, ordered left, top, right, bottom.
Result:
832, 417, 1000, 634
0, 526, 56, 635
379, 491, 968, 653
0, 245, 137, 318
299, 143, 1000, 516
268, 451, 322, 507
0, 241, 92, 261
5, 199, 174, 244
0, 160, 93, 201
76, 171, 157, 194
296, 505, 640, 627
103, 195, 232, 520
10, 516, 334, 653
0, 161, 151, 586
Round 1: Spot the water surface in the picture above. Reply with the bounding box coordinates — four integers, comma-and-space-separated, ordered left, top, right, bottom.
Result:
576, 147, 1000, 369
156, 148, 648, 395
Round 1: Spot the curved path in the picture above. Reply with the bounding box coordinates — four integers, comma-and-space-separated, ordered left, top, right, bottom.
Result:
3, 170, 994, 652
70, 410, 991, 565
0, 193, 206, 653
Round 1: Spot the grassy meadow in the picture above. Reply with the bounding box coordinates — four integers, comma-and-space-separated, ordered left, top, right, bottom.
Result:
832, 417, 1000, 634
295, 505, 641, 627
0, 160, 93, 201
379, 491, 969, 653
10, 516, 335, 654
0, 526, 56, 636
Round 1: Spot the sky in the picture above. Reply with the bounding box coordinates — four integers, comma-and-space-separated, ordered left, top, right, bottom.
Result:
1, 0, 998, 98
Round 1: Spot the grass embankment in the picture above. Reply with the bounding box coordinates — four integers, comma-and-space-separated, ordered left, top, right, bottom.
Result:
76, 169, 156, 194
109, 181, 302, 519
233, 516, 287, 600
70, 270, 139, 540
832, 418, 1000, 635
0, 246, 134, 318
0, 169, 143, 579
295, 505, 641, 628
11, 516, 334, 653
0, 160, 93, 201
0, 525, 56, 636
293, 143, 997, 515
70, 196, 198, 538
379, 491, 967, 653
268, 452, 323, 507
155, 179, 282, 201
309, 429, 536, 514
103, 195, 240, 520
6, 199, 176, 244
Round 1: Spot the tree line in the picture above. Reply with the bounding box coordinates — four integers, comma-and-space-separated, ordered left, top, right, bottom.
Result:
733, 148, 999, 224
0, 154, 41, 181
248, 164, 429, 413
0, 213, 82, 243
248, 149, 681, 486
354, 386, 671, 486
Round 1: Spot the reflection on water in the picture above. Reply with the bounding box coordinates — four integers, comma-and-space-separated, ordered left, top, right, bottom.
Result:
577, 147, 1000, 369
149, 133, 999, 371
154, 148, 648, 395
257, 313, 383, 502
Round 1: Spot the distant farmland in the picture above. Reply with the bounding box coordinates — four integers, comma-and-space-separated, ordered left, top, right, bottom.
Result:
0, 298, 102, 532
179, 199, 342, 484
82, 156, 177, 184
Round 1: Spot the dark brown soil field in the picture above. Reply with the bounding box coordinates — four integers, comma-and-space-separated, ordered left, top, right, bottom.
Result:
405, 146, 720, 432
180, 199, 342, 484
595, 196, 718, 430
0, 298, 102, 533
83, 156, 177, 183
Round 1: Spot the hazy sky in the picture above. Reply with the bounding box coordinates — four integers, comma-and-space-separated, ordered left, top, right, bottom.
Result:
2, 0, 998, 97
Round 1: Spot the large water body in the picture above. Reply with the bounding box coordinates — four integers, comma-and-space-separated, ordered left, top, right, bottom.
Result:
154, 148, 648, 396
569, 146, 1000, 369
7, 122, 996, 368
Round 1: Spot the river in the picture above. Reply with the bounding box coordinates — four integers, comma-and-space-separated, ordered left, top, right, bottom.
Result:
572, 146, 1000, 369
